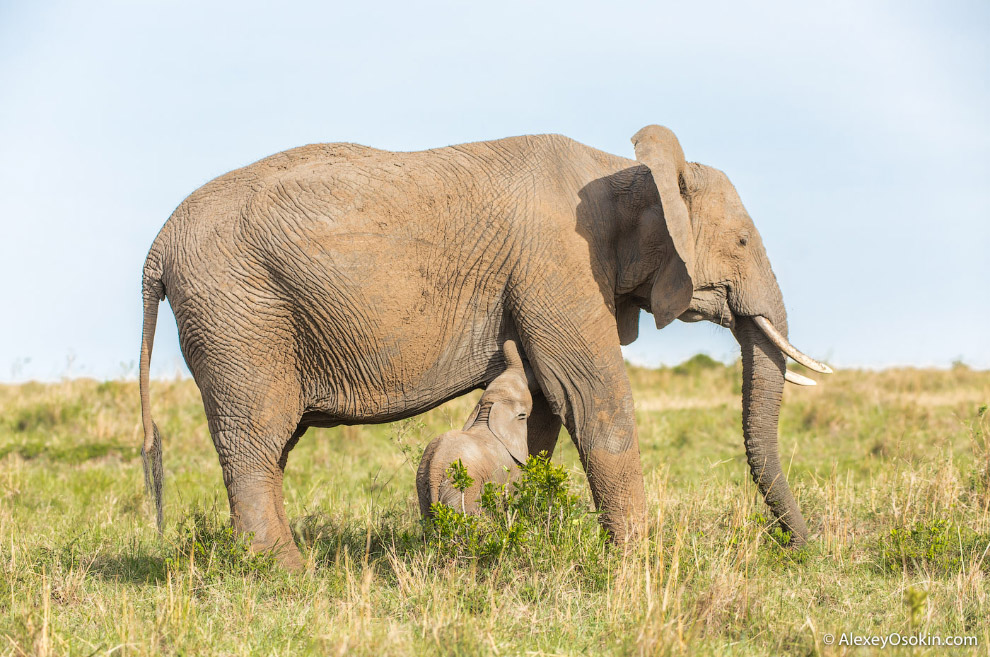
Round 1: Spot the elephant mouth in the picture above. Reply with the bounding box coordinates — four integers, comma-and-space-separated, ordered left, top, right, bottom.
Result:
680, 288, 735, 329
681, 284, 832, 384
680, 307, 735, 329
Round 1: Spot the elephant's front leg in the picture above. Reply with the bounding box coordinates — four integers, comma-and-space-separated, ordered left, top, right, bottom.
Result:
569, 372, 646, 542
517, 320, 647, 541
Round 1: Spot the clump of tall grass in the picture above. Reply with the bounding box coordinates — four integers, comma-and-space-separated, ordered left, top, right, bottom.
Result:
164, 508, 279, 581
967, 404, 990, 506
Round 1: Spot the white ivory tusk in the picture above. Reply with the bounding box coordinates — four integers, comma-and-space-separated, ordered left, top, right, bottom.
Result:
752, 316, 833, 374
784, 370, 817, 386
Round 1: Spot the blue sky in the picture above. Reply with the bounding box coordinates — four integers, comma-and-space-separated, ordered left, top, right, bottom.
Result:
0, 0, 987, 381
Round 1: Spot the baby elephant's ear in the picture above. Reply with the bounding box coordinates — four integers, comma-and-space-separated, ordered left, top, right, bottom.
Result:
488, 401, 529, 465
462, 403, 481, 431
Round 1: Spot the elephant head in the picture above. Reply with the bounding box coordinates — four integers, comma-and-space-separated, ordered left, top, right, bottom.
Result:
623, 125, 832, 544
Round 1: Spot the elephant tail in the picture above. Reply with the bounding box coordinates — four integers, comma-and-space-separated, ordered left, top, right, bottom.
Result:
139, 262, 165, 531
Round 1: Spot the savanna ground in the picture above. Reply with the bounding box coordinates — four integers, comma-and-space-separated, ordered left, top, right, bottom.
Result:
1, 358, 989, 656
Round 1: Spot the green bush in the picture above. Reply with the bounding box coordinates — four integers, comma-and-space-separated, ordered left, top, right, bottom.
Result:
425, 452, 606, 568
874, 518, 989, 576
730, 512, 813, 565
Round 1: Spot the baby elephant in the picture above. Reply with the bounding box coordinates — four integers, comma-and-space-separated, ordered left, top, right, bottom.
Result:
417, 340, 532, 516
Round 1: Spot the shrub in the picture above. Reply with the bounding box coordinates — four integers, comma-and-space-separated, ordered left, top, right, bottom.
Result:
425, 452, 605, 567
672, 353, 724, 376
734, 512, 813, 565
874, 518, 989, 576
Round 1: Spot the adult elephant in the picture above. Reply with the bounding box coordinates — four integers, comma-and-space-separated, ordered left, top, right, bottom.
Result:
139, 125, 830, 568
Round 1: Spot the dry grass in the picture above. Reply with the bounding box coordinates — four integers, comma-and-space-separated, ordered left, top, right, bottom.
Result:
1, 360, 989, 655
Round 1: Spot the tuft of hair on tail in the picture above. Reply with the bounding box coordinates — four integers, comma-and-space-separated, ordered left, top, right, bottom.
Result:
141, 422, 164, 530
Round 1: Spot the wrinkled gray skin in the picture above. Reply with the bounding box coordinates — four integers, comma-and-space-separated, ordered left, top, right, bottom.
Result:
140, 125, 821, 569
417, 340, 532, 516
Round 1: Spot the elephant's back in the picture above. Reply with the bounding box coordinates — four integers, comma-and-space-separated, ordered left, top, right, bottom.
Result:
153, 135, 558, 327
156, 132, 624, 247
173, 132, 623, 215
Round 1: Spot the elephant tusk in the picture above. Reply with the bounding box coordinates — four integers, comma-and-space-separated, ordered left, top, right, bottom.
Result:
784, 370, 817, 386
752, 316, 833, 374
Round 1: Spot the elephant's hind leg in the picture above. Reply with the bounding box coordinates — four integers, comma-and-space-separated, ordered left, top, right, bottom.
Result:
205, 394, 306, 570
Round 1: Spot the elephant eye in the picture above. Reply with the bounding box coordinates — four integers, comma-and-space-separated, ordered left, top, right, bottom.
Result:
517, 413, 528, 420
738, 234, 749, 247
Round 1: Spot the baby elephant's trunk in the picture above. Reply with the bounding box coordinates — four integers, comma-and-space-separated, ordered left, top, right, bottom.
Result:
502, 340, 523, 371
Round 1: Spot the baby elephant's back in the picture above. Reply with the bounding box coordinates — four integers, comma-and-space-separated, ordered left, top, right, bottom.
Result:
416, 430, 518, 517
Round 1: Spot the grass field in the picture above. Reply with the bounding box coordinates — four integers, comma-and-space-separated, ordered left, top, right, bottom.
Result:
1, 357, 989, 656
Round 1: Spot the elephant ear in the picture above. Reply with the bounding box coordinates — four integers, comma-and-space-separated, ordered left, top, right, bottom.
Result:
631, 125, 696, 329
462, 403, 481, 432
487, 400, 529, 465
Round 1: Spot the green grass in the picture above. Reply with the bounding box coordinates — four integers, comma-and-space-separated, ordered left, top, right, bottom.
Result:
1, 363, 989, 655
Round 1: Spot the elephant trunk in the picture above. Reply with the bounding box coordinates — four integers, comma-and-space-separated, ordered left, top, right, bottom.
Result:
736, 314, 809, 545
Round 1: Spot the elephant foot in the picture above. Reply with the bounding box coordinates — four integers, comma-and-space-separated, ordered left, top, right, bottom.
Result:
585, 448, 647, 544
259, 537, 304, 571
228, 478, 304, 571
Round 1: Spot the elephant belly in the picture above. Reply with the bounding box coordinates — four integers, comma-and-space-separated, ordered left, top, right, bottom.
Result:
299, 347, 493, 426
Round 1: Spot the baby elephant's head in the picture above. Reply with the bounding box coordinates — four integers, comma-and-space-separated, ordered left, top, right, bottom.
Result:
416, 340, 536, 518
464, 340, 533, 464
